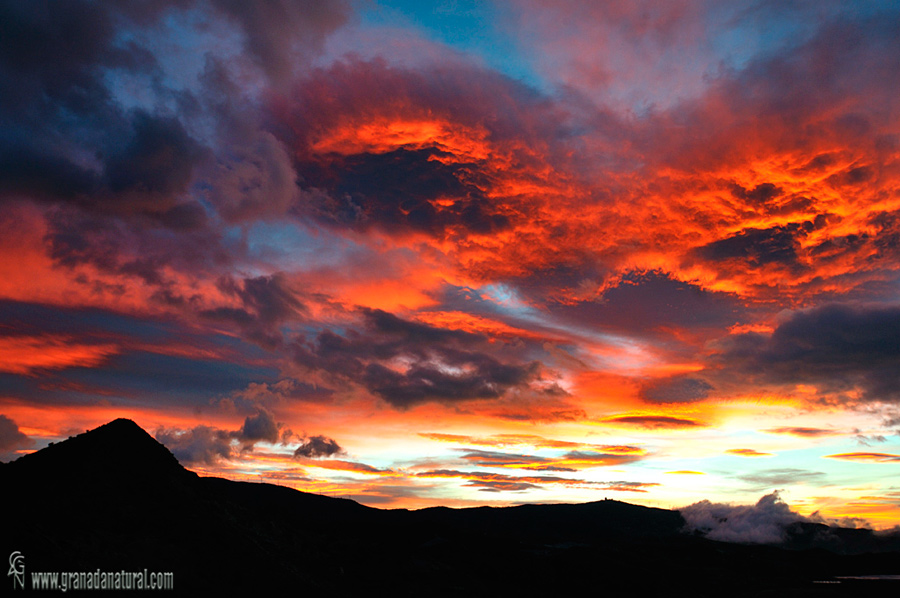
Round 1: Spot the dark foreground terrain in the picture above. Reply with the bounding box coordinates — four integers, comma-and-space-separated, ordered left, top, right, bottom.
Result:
3, 419, 899, 596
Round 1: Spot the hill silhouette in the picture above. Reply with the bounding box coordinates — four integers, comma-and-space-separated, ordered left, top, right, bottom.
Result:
3, 419, 898, 596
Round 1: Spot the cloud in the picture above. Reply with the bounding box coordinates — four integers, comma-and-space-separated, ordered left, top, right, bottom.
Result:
459, 449, 571, 471
209, 0, 349, 80
415, 468, 657, 493
0, 414, 34, 461
605, 415, 704, 429
294, 435, 343, 458
201, 273, 306, 349
236, 409, 280, 445
726, 448, 773, 457
155, 425, 234, 466
0, 335, 119, 375
639, 375, 713, 404
823, 452, 900, 463
419, 432, 583, 450
296, 458, 393, 475
155, 409, 285, 465
280, 56, 571, 246
765, 427, 841, 438
292, 308, 544, 408
457, 446, 645, 471
680, 492, 806, 544
711, 303, 900, 403
694, 224, 807, 269
210, 131, 299, 223
735, 468, 826, 492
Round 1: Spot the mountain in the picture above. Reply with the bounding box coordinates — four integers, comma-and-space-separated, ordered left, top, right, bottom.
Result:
3, 419, 898, 596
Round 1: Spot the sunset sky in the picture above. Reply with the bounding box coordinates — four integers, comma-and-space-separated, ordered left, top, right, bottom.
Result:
2, 0, 899, 527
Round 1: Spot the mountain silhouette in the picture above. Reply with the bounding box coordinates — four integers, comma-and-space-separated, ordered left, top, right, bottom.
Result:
3, 419, 898, 596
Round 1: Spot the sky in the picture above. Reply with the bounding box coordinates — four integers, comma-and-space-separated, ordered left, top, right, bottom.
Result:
1, 0, 899, 528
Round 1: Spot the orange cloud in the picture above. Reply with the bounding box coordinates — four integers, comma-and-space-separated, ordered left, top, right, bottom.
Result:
0, 335, 119, 375
293, 457, 399, 476
824, 453, 900, 463
415, 469, 658, 493
605, 415, 705, 429
726, 449, 773, 457
457, 446, 647, 472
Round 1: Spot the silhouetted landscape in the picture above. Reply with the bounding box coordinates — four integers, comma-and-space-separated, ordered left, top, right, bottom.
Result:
3, 419, 899, 596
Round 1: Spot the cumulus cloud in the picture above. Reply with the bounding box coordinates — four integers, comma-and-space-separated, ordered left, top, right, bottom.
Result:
236, 409, 280, 445
680, 492, 806, 544
155, 409, 284, 464
294, 435, 343, 458
155, 425, 233, 466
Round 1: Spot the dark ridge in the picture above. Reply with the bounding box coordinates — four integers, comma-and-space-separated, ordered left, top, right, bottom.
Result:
783, 521, 900, 554
3, 419, 899, 596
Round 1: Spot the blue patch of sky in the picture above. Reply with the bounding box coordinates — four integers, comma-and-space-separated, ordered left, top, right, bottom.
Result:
705, 1, 892, 77
244, 221, 358, 272
355, 0, 547, 91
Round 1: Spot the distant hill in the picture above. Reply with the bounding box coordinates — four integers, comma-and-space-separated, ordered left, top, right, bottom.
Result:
2, 419, 898, 596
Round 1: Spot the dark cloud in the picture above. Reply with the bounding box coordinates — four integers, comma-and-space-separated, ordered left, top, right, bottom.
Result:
0, 0, 349, 291
362, 356, 538, 407
639, 375, 713, 404
736, 468, 826, 492
294, 435, 343, 458
236, 409, 279, 445
695, 224, 808, 268
0, 414, 34, 461
712, 303, 900, 402
549, 271, 744, 337
0, 0, 204, 222
104, 112, 201, 202
292, 309, 543, 408
202, 273, 304, 348
730, 182, 783, 204
765, 427, 840, 437
300, 147, 499, 236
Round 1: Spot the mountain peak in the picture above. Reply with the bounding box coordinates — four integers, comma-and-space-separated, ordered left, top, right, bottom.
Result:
5, 417, 190, 483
